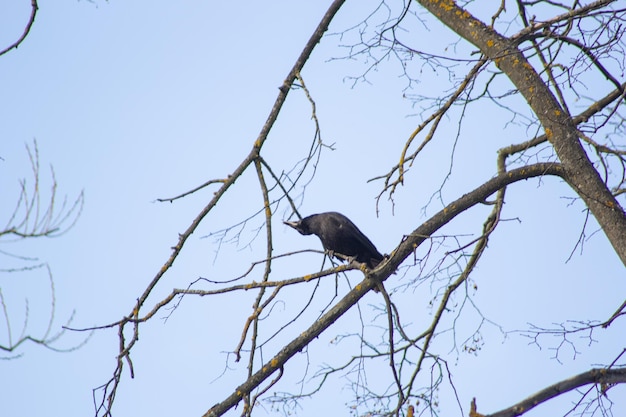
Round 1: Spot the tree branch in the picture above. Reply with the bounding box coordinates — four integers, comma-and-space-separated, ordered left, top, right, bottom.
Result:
415, 0, 626, 268
205, 162, 566, 416
482, 367, 626, 417
0, 0, 38, 57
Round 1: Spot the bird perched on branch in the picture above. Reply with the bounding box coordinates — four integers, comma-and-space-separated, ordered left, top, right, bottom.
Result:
284, 212, 384, 269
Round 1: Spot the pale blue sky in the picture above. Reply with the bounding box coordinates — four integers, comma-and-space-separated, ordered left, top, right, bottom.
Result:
1, 2, 624, 417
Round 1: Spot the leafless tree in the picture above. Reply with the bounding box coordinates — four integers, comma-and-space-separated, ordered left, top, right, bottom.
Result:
79, 1, 626, 416
1, 140, 85, 357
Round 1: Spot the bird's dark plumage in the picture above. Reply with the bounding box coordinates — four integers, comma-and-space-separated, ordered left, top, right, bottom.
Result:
284, 212, 383, 269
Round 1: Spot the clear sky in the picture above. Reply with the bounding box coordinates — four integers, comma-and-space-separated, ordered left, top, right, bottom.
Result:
1, 1, 624, 417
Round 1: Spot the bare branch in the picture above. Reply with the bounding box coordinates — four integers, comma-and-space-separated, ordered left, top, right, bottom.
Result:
0, 0, 38, 57
479, 368, 626, 417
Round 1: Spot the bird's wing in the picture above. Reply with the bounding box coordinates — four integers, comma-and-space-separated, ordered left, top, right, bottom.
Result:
329, 213, 382, 259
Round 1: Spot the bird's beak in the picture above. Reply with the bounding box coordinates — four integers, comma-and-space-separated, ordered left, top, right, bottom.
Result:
283, 220, 299, 229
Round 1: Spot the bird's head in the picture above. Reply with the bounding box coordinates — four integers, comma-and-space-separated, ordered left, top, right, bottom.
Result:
283, 218, 311, 235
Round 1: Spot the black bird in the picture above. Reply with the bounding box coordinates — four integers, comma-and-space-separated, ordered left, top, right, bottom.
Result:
284, 212, 384, 269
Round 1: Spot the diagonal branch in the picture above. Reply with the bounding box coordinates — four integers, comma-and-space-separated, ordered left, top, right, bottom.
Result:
89, 1, 350, 415
481, 367, 626, 417
205, 162, 566, 416
415, 0, 626, 267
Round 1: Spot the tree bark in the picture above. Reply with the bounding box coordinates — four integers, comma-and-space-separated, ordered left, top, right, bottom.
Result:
416, 0, 626, 265
486, 367, 626, 417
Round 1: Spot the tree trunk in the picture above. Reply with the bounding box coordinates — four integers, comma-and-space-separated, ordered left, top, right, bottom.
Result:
416, 0, 626, 265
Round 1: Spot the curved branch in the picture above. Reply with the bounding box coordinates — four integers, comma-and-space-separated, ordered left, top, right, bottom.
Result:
482, 368, 626, 417
0, 0, 38, 57
542, 32, 624, 95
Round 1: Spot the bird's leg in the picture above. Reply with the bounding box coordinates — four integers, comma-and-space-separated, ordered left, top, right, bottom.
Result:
324, 250, 341, 268
327, 251, 359, 266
